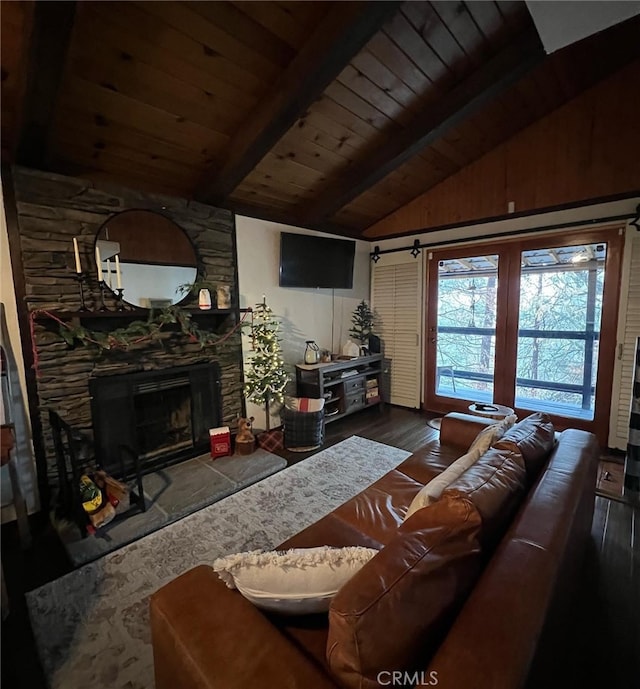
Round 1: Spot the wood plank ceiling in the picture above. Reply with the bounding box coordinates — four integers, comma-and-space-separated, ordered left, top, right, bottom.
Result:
2, 1, 639, 238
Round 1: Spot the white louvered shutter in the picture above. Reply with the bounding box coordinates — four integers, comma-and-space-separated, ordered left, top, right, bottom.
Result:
371, 255, 422, 408
609, 230, 640, 449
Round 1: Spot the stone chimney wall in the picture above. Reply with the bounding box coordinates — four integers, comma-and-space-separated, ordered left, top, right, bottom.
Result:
12, 166, 244, 483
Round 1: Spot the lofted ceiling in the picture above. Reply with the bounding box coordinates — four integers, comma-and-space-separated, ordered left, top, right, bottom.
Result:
2, 1, 639, 239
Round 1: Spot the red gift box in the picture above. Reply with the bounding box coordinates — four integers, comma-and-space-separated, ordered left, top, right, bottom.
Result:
209, 426, 231, 458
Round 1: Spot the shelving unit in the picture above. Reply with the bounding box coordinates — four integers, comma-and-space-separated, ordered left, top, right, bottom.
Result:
295, 353, 383, 424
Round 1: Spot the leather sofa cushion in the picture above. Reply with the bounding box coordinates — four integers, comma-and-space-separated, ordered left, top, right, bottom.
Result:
494, 412, 555, 483
397, 442, 461, 483
326, 494, 483, 689
278, 512, 383, 551
331, 469, 425, 545
439, 412, 494, 450
444, 446, 527, 549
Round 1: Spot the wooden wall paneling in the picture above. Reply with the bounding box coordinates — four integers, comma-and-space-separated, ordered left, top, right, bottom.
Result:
237, 166, 319, 199
106, 211, 197, 265
94, 2, 267, 95
442, 117, 497, 162
303, 31, 544, 225
337, 65, 412, 126
331, 205, 376, 230
269, 135, 353, 175
231, 189, 297, 213
51, 128, 203, 184
323, 81, 397, 132
81, 3, 262, 109
589, 65, 639, 192
135, 1, 282, 83
53, 106, 216, 169
231, 180, 312, 209
312, 95, 381, 141
50, 141, 200, 195
428, 137, 470, 168
429, 1, 490, 66
49, 156, 192, 199
342, 189, 400, 218
285, 120, 361, 167
528, 60, 567, 111
57, 77, 228, 154
367, 31, 433, 94
418, 145, 460, 177
66, 43, 241, 138
401, 1, 471, 80
465, 0, 511, 47
16, 0, 76, 169
196, 2, 401, 204
364, 61, 640, 237
242, 156, 326, 193
0, 0, 33, 160
232, 1, 328, 51
495, 0, 533, 34
297, 110, 370, 157
350, 49, 420, 108
384, 9, 454, 89
184, 1, 296, 68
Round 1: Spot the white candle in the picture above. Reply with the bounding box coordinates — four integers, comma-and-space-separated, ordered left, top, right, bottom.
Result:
95, 245, 103, 282
106, 259, 112, 288
72, 237, 81, 273
115, 254, 122, 289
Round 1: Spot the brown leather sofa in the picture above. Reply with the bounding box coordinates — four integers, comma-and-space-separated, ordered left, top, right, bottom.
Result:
150, 412, 599, 689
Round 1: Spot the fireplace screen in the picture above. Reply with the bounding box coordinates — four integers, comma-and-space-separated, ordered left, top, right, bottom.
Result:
90, 363, 221, 474
133, 377, 193, 461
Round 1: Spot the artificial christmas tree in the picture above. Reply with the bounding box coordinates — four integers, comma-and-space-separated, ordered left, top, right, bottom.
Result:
349, 300, 375, 345
244, 297, 290, 431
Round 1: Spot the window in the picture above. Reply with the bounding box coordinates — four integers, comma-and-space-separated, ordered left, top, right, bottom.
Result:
425, 228, 623, 443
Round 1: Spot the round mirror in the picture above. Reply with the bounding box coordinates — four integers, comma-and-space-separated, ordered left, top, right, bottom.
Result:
94, 210, 198, 309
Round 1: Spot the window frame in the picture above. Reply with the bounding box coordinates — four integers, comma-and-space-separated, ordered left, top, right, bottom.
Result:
424, 226, 624, 445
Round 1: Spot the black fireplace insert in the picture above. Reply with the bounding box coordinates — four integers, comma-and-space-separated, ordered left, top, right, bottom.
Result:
89, 362, 222, 475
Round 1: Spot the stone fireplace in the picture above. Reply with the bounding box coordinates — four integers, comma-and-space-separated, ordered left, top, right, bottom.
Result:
90, 363, 222, 474
11, 167, 244, 491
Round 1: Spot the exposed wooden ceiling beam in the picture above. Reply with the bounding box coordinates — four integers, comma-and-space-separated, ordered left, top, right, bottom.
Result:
302, 30, 546, 226
15, 1, 76, 168
195, 1, 401, 206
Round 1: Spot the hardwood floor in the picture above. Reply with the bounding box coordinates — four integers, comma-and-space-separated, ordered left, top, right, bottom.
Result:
1, 406, 638, 688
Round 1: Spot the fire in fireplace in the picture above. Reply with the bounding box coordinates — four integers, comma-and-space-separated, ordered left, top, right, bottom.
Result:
90, 363, 222, 475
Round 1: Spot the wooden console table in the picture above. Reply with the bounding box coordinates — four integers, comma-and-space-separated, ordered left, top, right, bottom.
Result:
296, 354, 383, 424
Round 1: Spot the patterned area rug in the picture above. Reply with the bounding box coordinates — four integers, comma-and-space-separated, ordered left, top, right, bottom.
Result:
26, 435, 411, 689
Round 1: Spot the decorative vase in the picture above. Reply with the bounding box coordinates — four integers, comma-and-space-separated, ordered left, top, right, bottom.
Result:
216, 285, 231, 309
198, 288, 212, 310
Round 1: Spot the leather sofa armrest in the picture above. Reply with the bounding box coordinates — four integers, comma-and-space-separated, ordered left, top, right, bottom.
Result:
439, 413, 494, 450
150, 565, 336, 689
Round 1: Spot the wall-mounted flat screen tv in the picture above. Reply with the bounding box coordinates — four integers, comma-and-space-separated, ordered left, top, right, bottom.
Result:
279, 232, 355, 289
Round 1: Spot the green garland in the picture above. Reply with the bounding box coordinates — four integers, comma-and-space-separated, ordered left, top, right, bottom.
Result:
57, 306, 221, 351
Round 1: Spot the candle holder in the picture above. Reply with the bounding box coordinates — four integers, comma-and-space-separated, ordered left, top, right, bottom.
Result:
115, 288, 127, 311
98, 281, 110, 311
72, 272, 89, 311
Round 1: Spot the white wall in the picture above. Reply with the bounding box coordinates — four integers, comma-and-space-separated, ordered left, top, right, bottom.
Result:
235, 215, 370, 429
0, 180, 39, 521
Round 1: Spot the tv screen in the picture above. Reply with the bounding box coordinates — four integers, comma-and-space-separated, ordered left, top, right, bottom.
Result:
279, 232, 355, 289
